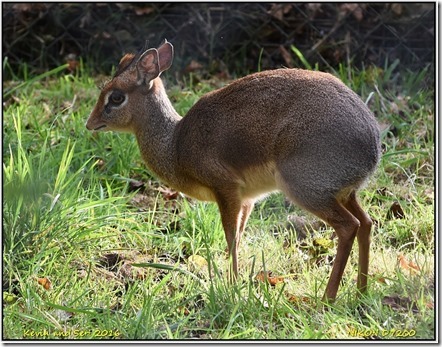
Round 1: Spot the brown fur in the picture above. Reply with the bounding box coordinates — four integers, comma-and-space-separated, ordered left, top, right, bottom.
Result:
86, 40, 381, 301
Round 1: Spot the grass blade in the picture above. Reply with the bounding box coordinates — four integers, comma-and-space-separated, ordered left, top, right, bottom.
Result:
290, 45, 312, 70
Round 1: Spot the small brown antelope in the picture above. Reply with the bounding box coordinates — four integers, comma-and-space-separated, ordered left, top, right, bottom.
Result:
86, 40, 380, 301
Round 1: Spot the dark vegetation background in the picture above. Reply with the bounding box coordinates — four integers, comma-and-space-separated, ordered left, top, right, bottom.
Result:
2, 3, 435, 78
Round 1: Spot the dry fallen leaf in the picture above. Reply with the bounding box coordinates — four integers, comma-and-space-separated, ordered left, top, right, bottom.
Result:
374, 275, 393, 285
387, 201, 405, 220
157, 186, 180, 200
128, 179, 145, 193
397, 254, 420, 275
37, 277, 52, 290
425, 301, 434, 310
130, 193, 156, 210
255, 271, 285, 286
382, 294, 419, 313
287, 294, 311, 305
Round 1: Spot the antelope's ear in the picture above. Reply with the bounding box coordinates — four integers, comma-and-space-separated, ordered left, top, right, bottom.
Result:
136, 48, 160, 85
157, 40, 174, 73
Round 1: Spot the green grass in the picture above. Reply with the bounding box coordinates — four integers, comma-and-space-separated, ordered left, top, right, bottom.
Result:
3, 61, 434, 340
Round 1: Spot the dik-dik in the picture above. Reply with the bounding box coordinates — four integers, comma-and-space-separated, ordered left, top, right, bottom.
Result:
86, 40, 380, 301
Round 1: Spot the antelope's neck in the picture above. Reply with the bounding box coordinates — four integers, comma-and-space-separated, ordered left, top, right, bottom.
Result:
134, 78, 182, 188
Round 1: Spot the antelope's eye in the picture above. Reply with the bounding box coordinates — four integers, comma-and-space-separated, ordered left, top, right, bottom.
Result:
109, 91, 125, 105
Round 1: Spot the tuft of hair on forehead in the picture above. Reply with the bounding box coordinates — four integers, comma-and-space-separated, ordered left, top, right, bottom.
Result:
113, 42, 150, 78
114, 53, 136, 77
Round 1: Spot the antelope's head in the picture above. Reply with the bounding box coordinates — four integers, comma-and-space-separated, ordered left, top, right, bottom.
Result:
86, 40, 174, 133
